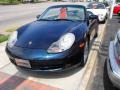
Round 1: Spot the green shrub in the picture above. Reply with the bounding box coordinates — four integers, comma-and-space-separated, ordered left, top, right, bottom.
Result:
0, 35, 9, 43
0, 0, 20, 4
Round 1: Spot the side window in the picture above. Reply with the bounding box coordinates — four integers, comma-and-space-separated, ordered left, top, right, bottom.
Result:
116, 42, 120, 55
87, 11, 93, 16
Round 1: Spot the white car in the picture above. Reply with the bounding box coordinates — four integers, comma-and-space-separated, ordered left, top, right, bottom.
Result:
87, 2, 109, 23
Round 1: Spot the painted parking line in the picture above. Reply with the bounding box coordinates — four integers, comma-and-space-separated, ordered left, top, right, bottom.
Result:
0, 71, 60, 90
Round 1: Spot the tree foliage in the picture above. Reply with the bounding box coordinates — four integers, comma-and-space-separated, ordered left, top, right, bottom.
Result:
116, 0, 120, 2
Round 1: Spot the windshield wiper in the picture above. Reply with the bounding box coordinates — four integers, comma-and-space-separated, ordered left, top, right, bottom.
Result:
37, 19, 52, 21
53, 19, 76, 22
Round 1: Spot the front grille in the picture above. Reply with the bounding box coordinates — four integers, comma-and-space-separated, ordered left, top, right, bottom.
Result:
30, 60, 65, 70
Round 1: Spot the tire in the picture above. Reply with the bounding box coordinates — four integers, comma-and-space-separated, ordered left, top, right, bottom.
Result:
94, 23, 98, 38
81, 39, 90, 66
118, 11, 120, 16
94, 32, 98, 38
102, 15, 108, 24
102, 18, 106, 24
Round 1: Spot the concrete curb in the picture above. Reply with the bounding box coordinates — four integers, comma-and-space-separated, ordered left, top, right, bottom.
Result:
78, 23, 106, 90
0, 41, 7, 46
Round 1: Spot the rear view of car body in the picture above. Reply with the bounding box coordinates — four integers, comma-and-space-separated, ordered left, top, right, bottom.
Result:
113, 4, 120, 16
107, 30, 120, 89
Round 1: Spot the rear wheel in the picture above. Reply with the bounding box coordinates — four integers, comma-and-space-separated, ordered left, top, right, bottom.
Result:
118, 11, 120, 16
81, 39, 90, 66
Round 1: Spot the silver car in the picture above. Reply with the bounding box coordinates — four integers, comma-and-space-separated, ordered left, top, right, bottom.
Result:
107, 30, 120, 88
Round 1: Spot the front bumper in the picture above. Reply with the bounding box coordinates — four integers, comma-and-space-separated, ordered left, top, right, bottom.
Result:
107, 41, 120, 88
6, 45, 83, 72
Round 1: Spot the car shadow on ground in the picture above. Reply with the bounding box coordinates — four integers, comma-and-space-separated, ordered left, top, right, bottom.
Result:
15, 65, 83, 78
103, 60, 119, 90
0, 64, 83, 90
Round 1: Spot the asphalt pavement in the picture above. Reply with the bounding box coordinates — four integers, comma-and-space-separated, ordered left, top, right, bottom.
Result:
86, 16, 120, 90
0, 3, 51, 34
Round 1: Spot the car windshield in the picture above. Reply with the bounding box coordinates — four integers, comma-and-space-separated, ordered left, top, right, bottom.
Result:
87, 3, 105, 9
38, 6, 85, 21
103, 2, 109, 7
115, 38, 120, 56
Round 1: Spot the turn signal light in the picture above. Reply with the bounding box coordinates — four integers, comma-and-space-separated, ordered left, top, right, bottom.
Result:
79, 43, 85, 48
116, 56, 120, 64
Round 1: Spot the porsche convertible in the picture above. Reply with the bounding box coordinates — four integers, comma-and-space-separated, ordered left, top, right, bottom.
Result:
6, 5, 98, 72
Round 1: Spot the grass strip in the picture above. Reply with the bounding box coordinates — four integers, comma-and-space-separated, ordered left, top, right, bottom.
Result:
0, 35, 9, 43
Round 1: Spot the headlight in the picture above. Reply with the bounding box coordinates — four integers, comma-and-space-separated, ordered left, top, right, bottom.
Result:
47, 33, 75, 53
8, 31, 18, 48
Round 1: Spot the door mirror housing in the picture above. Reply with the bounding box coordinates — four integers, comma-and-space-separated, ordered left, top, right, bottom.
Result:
36, 15, 41, 19
89, 15, 98, 20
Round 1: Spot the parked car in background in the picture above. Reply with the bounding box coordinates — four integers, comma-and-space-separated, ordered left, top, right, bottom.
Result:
107, 30, 120, 89
6, 5, 99, 72
87, 2, 109, 23
23, 0, 33, 2
103, 1, 110, 11
113, 3, 120, 16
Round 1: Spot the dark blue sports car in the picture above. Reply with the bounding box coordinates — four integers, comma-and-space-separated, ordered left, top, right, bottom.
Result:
6, 5, 98, 72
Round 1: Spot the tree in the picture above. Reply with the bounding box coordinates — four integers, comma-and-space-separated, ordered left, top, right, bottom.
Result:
9, 0, 18, 3
116, 0, 120, 2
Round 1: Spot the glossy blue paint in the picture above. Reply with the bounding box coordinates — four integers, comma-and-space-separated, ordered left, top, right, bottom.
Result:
8, 20, 87, 60
6, 5, 98, 71
7, 45, 73, 60
16, 21, 86, 49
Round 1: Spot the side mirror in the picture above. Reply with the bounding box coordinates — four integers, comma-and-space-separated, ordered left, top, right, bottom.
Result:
36, 15, 40, 19
89, 15, 98, 20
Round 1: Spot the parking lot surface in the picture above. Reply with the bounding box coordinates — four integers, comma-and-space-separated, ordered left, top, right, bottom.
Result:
86, 16, 120, 90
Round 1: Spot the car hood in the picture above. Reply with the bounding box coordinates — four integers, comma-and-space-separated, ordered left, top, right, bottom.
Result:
87, 9, 107, 16
15, 21, 81, 49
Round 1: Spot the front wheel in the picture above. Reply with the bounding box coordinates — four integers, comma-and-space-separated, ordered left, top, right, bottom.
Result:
81, 40, 90, 66
102, 18, 106, 24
